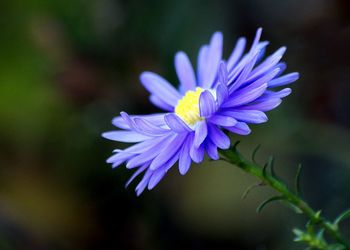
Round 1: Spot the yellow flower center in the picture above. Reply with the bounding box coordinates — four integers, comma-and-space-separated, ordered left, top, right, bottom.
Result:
175, 87, 204, 126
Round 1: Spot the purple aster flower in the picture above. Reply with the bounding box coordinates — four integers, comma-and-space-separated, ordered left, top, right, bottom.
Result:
103, 28, 299, 195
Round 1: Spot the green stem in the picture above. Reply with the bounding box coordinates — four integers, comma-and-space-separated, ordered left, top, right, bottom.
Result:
220, 147, 350, 249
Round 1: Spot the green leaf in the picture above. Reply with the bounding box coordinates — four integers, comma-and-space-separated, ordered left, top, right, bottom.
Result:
256, 196, 285, 213
232, 140, 241, 149
267, 155, 276, 177
251, 144, 261, 164
294, 163, 303, 196
334, 209, 350, 225
262, 162, 268, 177
241, 182, 264, 199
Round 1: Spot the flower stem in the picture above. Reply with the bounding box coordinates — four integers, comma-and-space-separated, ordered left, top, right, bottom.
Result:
220, 146, 350, 249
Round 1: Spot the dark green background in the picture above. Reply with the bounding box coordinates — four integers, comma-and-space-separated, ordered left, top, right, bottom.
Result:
0, 0, 349, 249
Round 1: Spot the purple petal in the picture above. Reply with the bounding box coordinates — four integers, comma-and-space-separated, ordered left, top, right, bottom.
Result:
102, 131, 151, 142
229, 51, 260, 92
262, 88, 292, 99
249, 28, 263, 54
240, 98, 282, 112
136, 169, 153, 196
175, 51, 197, 93
275, 62, 287, 77
140, 72, 181, 107
197, 45, 209, 84
216, 82, 229, 106
115, 112, 167, 129
194, 121, 207, 148
150, 95, 174, 111
106, 152, 133, 167
125, 163, 149, 188
227, 37, 246, 70
148, 168, 167, 190
248, 47, 286, 81
179, 135, 192, 175
208, 124, 230, 149
239, 67, 280, 90
218, 61, 228, 85
199, 32, 223, 89
225, 122, 251, 135
190, 143, 205, 163
134, 118, 170, 136
111, 115, 130, 129
126, 135, 174, 169
164, 113, 192, 133
149, 134, 186, 170
268, 72, 299, 88
223, 83, 268, 108
222, 110, 268, 124
205, 140, 219, 160
208, 115, 237, 127
199, 90, 216, 117
123, 136, 165, 154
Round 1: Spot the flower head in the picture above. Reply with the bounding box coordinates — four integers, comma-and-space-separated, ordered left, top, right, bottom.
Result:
103, 28, 299, 195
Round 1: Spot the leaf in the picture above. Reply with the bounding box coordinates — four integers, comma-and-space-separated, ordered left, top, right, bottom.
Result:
241, 182, 264, 199
334, 209, 350, 225
267, 155, 277, 177
294, 163, 303, 196
252, 144, 261, 164
256, 196, 285, 213
262, 162, 268, 177
232, 140, 241, 149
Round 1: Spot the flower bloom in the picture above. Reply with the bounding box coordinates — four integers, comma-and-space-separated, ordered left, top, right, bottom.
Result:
103, 28, 299, 195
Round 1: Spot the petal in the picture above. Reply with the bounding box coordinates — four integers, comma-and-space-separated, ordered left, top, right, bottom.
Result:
225, 122, 251, 135
205, 139, 219, 160
136, 169, 153, 196
194, 121, 207, 148
126, 135, 174, 169
102, 131, 151, 142
150, 95, 174, 111
239, 67, 280, 90
134, 118, 170, 136
216, 82, 229, 106
208, 124, 230, 149
115, 112, 167, 128
175, 51, 197, 92
240, 98, 282, 112
164, 113, 192, 133
268, 72, 299, 88
140, 72, 181, 107
125, 163, 149, 188
222, 110, 268, 124
197, 45, 209, 85
179, 135, 192, 175
199, 32, 223, 89
148, 168, 167, 190
106, 152, 133, 168
229, 50, 260, 92
190, 144, 205, 163
199, 90, 216, 117
111, 115, 130, 129
218, 61, 228, 85
262, 88, 292, 99
227, 37, 246, 70
223, 83, 268, 108
248, 47, 286, 81
123, 136, 165, 154
149, 134, 186, 170
208, 114, 237, 127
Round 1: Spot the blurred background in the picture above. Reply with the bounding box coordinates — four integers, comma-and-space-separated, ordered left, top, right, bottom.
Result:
0, 0, 350, 249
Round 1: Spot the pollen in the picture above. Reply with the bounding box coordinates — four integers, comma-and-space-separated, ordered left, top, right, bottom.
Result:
175, 87, 204, 126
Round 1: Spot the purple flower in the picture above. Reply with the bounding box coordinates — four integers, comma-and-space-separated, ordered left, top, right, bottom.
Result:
103, 28, 299, 195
